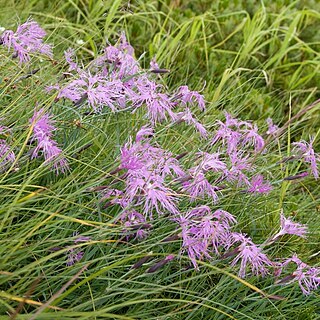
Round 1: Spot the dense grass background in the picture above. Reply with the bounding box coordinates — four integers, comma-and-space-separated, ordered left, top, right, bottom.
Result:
0, 0, 319, 319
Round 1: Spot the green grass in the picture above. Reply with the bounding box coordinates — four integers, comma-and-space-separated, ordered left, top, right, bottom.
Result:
0, 0, 320, 319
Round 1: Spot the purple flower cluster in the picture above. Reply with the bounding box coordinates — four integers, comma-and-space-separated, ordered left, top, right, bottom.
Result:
1, 18, 52, 63
47, 34, 206, 133
30, 109, 68, 174
2, 19, 319, 296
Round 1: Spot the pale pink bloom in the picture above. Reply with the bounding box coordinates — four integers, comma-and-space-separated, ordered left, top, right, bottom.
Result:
1, 18, 52, 63
30, 109, 68, 174
269, 212, 307, 243
292, 138, 319, 180
241, 124, 265, 152
224, 152, 251, 186
230, 235, 272, 278
118, 210, 149, 239
133, 77, 176, 124
276, 254, 320, 295
177, 108, 207, 138
266, 118, 279, 136
0, 140, 16, 172
177, 206, 236, 269
136, 125, 154, 142
182, 170, 219, 202
177, 85, 205, 111
248, 174, 272, 194
196, 151, 226, 172
212, 123, 241, 155
143, 180, 179, 217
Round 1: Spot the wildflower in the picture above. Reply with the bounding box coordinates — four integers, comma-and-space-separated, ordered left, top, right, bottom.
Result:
64, 48, 81, 73
0, 139, 15, 172
135, 125, 154, 142
176, 108, 208, 138
176, 85, 205, 111
241, 124, 265, 152
143, 179, 179, 216
196, 152, 226, 173
247, 174, 272, 194
292, 138, 319, 180
30, 109, 68, 174
230, 235, 272, 278
59, 72, 125, 112
266, 118, 279, 136
224, 152, 251, 186
211, 121, 241, 155
268, 212, 307, 243
133, 77, 177, 124
176, 206, 236, 269
182, 170, 219, 202
66, 249, 84, 266
118, 210, 150, 239
66, 232, 90, 266
1, 18, 52, 63
276, 254, 320, 295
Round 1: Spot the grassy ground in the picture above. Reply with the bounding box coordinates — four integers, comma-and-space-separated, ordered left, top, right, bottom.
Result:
0, 0, 319, 319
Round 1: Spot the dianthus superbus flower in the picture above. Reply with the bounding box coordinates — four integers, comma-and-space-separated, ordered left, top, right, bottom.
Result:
276, 254, 320, 295
292, 138, 319, 180
1, 18, 52, 63
30, 109, 68, 174
268, 212, 307, 243
248, 174, 272, 194
0, 139, 15, 172
230, 234, 272, 278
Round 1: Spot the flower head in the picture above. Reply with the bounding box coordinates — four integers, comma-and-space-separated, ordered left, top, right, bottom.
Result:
247, 174, 272, 194
230, 235, 272, 278
30, 109, 68, 174
292, 138, 319, 180
0, 140, 16, 172
269, 212, 307, 243
1, 18, 52, 63
276, 254, 320, 295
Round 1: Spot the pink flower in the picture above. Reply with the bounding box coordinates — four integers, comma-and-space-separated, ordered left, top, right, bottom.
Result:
176, 206, 236, 269
176, 85, 205, 111
30, 109, 68, 174
0, 140, 16, 172
292, 138, 319, 180
276, 254, 320, 295
176, 108, 208, 138
118, 210, 150, 239
196, 152, 226, 173
241, 124, 265, 152
230, 235, 272, 278
247, 174, 272, 194
269, 212, 307, 243
266, 118, 279, 136
182, 170, 219, 202
1, 18, 52, 63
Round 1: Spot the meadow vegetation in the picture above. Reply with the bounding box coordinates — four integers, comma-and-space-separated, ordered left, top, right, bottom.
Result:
0, 1, 319, 319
